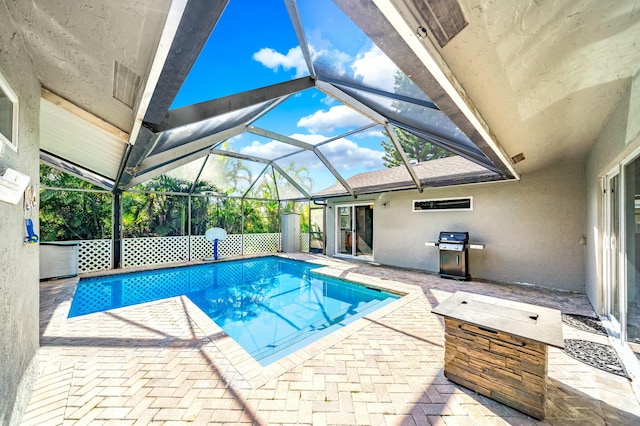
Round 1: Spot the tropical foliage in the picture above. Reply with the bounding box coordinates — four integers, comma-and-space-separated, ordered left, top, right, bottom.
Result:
380, 72, 455, 167
39, 164, 112, 241
39, 156, 314, 241
381, 127, 454, 167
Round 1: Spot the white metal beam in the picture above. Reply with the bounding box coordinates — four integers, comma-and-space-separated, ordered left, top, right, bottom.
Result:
247, 126, 315, 150
284, 0, 316, 78
128, 0, 189, 145
315, 80, 388, 125
385, 123, 423, 192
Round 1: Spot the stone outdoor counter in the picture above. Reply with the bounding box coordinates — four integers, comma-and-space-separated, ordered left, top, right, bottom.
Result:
432, 291, 564, 420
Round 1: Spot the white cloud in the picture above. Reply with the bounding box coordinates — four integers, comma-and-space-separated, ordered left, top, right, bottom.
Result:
253, 46, 308, 78
352, 45, 399, 92
278, 150, 322, 170
318, 48, 350, 76
239, 139, 298, 159
284, 133, 385, 171
253, 43, 400, 93
297, 105, 371, 133
321, 95, 335, 106
288, 133, 327, 145
238, 133, 384, 173
253, 44, 352, 78
318, 138, 384, 170
356, 128, 385, 139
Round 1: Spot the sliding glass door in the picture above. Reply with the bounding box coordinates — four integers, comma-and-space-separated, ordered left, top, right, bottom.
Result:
624, 157, 640, 349
336, 204, 373, 258
605, 154, 640, 359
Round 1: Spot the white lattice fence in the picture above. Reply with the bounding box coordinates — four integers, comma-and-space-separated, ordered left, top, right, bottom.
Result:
300, 233, 309, 252
189, 235, 209, 260
122, 236, 189, 268
189, 234, 243, 260
77, 239, 112, 272
220, 234, 243, 257
243, 233, 280, 254
194, 233, 278, 257
71, 233, 286, 272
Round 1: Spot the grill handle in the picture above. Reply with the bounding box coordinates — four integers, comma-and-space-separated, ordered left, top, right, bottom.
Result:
425, 242, 485, 249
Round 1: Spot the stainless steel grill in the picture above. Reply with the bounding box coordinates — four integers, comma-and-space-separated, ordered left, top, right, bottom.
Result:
437, 232, 470, 280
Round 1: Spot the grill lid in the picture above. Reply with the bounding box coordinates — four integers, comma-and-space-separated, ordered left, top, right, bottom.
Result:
438, 232, 469, 244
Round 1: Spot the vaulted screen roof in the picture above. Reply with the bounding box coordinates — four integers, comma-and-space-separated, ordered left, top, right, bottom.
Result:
37, 0, 517, 200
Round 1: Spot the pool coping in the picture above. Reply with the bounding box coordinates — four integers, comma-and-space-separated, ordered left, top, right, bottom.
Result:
57, 253, 424, 389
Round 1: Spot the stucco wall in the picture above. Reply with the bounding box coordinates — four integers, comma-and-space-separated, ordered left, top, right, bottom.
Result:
585, 71, 640, 315
327, 159, 586, 293
0, 4, 41, 424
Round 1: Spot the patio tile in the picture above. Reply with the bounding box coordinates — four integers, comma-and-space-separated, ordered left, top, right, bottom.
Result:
212, 409, 243, 423
26, 383, 70, 410
325, 411, 356, 425
71, 407, 106, 426
22, 254, 640, 425
191, 409, 215, 425
122, 397, 154, 420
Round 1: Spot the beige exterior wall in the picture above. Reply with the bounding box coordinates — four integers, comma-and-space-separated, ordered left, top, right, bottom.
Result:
585, 71, 640, 315
327, 159, 586, 293
0, 3, 42, 423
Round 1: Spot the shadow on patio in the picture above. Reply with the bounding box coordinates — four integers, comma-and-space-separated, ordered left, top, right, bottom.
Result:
23, 258, 640, 425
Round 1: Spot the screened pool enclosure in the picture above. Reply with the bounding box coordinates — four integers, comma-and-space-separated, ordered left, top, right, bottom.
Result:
38, 0, 517, 272
40, 164, 326, 271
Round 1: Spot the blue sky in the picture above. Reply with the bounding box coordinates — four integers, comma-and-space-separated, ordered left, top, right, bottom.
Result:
169, 0, 410, 193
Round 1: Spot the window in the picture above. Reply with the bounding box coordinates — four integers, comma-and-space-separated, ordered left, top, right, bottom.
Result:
0, 71, 18, 153
412, 197, 472, 212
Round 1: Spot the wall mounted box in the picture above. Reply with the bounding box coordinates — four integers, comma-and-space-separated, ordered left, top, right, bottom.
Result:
0, 167, 29, 205
40, 242, 79, 280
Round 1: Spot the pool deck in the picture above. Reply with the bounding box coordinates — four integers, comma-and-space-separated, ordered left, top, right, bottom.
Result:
22, 254, 640, 425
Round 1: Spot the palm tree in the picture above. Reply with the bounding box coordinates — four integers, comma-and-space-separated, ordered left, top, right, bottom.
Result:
380, 72, 454, 167
121, 175, 190, 237
39, 164, 112, 241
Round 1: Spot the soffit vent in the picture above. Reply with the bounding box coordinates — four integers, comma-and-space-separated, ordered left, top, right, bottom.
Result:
511, 152, 526, 164
113, 61, 142, 109
407, 0, 468, 47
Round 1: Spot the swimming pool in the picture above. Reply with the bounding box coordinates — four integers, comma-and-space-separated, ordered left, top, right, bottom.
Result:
69, 257, 399, 365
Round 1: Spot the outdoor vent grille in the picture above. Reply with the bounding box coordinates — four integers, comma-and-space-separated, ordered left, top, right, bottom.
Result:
406, 0, 468, 47
113, 61, 141, 108
413, 197, 472, 212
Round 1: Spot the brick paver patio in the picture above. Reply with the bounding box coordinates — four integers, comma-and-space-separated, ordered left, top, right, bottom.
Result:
22, 254, 640, 425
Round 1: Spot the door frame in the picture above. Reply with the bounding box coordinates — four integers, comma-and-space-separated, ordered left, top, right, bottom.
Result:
334, 202, 374, 259
603, 167, 623, 340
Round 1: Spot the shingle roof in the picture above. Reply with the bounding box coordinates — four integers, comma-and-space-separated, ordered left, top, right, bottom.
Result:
313, 156, 499, 197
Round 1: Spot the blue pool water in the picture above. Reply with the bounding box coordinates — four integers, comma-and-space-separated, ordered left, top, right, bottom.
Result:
69, 257, 399, 365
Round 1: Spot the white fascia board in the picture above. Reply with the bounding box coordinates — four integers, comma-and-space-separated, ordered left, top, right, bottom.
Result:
372, 0, 519, 179
129, 0, 189, 146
